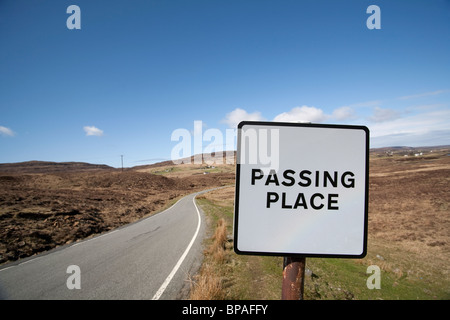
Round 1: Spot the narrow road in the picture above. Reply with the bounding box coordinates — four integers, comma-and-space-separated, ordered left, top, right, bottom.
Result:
0, 191, 208, 299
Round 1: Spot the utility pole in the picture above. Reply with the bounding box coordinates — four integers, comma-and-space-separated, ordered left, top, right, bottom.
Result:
121, 155, 123, 172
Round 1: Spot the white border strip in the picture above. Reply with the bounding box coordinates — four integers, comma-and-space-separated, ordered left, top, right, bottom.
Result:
151, 194, 202, 300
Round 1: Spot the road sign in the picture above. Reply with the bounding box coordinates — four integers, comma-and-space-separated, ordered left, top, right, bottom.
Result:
234, 121, 369, 258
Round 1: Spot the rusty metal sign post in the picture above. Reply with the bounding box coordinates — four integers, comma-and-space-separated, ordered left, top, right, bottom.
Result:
282, 256, 306, 300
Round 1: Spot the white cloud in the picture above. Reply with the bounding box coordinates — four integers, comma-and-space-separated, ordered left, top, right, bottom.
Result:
0, 126, 15, 137
222, 100, 450, 148
344, 100, 383, 109
273, 106, 327, 123
368, 109, 450, 147
368, 107, 401, 123
222, 108, 265, 128
83, 126, 104, 136
398, 89, 449, 100
332, 106, 356, 121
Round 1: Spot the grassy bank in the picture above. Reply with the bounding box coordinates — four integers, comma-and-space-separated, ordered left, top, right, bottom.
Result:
190, 188, 282, 299
190, 186, 449, 300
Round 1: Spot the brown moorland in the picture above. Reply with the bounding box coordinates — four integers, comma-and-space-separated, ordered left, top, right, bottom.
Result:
1, 146, 449, 299
0, 160, 234, 265
190, 146, 450, 299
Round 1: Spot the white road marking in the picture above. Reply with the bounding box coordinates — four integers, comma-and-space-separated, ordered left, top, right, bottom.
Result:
151, 194, 202, 300
18, 256, 42, 265
0, 265, 16, 273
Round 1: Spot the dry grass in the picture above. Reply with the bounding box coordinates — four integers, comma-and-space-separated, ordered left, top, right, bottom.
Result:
191, 189, 283, 300
367, 151, 450, 283
189, 263, 225, 300
209, 219, 228, 263
189, 218, 228, 300
191, 148, 450, 299
136, 163, 235, 179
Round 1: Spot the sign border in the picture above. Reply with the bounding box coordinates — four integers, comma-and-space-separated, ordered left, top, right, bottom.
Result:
233, 121, 370, 259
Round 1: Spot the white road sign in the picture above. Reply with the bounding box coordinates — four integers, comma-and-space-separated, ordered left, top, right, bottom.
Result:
234, 121, 369, 258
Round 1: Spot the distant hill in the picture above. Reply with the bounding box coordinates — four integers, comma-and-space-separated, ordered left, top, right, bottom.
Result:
2, 146, 448, 174
0, 161, 114, 174
132, 151, 237, 171
370, 145, 450, 155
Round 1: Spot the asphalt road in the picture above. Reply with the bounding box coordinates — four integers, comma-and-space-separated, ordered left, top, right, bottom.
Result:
0, 191, 208, 299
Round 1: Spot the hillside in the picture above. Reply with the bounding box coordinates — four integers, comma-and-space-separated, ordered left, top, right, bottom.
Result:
191, 146, 450, 299
1, 145, 448, 280
0, 161, 114, 174
0, 159, 234, 265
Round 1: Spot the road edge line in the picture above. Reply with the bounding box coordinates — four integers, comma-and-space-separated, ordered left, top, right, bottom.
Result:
151, 194, 202, 300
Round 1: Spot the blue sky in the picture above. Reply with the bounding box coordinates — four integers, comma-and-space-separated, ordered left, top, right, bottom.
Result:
1, 0, 449, 167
